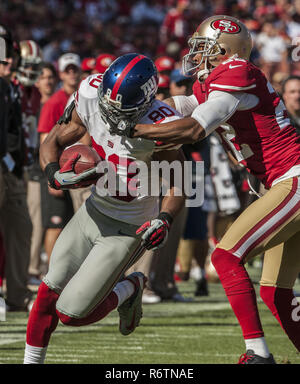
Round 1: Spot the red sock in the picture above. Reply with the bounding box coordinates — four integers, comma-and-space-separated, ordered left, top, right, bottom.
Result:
0, 230, 5, 288
211, 248, 264, 339
57, 291, 119, 326
260, 286, 300, 351
26, 282, 59, 347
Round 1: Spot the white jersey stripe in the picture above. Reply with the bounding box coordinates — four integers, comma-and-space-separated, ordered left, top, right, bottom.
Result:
210, 83, 256, 91
232, 178, 300, 258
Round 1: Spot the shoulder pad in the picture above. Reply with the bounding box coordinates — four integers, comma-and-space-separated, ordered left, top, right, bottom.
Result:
206, 58, 256, 93
77, 74, 103, 100
75, 74, 103, 121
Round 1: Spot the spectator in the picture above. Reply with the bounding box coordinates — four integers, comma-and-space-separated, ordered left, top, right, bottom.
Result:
27, 62, 58, 282
271, 71, 289, 96
131, 0, 165, 26
160, 0, 190, 48
282, 75, 300, 135
37, 53, 83, 263
176, 139, 211, 297
85, 0, 119, 24
255, 22, 289, 80
35, 62, 58, 105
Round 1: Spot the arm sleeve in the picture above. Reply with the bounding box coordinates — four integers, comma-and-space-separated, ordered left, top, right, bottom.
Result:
191, 91, 259, 136
173, 94, 199, 117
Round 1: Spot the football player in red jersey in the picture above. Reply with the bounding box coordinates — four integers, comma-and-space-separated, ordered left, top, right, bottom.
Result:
111, 15, 300, 364
15, 40, 44, 283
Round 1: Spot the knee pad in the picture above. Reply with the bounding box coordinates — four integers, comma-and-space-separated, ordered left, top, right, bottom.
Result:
211, 248, 241, 274
211, 248, 253, 294
56, 310, 79, 326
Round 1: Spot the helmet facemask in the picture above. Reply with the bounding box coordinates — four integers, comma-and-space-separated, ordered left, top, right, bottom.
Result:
98, 82, 155, 127
17, 57, 42, 86
182, 30, 223, 81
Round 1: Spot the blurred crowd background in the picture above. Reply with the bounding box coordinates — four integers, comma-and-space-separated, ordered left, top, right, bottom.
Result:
2, 0, 300, 87
1, 0, 300, 313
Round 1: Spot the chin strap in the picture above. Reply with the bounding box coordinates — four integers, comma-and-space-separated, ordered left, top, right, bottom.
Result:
197, 56, 212, 83
197, 68, 210, 82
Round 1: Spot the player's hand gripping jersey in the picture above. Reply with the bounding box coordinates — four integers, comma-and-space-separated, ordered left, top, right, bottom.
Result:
75, 73, 181, 225
192, 58, 300, 189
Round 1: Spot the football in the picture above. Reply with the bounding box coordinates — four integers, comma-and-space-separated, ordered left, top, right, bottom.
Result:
59, 144, 101, 175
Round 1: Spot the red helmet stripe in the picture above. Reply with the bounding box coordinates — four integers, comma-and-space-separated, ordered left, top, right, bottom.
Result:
110, 55, 145, 101
27, 40, 33, 55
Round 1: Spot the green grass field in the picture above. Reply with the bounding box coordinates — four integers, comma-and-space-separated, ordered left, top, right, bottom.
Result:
1, 265, 300, 365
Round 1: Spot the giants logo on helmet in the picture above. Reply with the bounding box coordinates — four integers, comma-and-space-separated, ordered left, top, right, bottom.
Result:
211, 19, 241, 34
141, 76, 157, 99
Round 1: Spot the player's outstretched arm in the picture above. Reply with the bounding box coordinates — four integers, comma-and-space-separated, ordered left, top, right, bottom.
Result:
136, 148, 186, 250
132, 117, 206, 144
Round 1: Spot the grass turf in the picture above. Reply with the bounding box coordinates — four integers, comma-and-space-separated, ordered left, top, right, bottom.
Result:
0, 265, 300, 364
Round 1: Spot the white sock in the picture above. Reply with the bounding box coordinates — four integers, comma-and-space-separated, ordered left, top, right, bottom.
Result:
245, 337, 270, 358
113, 280, 135, 307
23, 343, 48, 364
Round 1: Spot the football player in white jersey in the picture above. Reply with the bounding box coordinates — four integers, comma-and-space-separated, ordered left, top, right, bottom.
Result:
23, 54, 186, 364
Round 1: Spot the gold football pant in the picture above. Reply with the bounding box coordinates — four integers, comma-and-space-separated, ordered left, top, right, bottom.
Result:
217, 176, 300, 288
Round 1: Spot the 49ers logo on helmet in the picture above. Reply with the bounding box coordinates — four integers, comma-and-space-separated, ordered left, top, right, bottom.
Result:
211, 19, 241, 34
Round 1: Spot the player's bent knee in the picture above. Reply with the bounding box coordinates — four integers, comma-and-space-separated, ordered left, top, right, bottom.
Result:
211, 248, 241, 271
259, 285, 275, 309
36, 281, 59, 309
56, 310, 80, 326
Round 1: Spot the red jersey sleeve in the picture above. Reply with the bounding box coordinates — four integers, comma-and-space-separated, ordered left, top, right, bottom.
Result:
206, 59, 256, 94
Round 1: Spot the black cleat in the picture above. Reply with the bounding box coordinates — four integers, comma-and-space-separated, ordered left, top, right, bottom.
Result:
238, 350, 276, 364
195, 277, 209, 296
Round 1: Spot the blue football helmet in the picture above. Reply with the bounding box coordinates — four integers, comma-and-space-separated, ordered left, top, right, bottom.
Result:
98, 53, 158, 127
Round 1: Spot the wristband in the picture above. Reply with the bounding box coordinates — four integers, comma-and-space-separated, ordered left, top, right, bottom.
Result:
45, 162, 60, 188
157, 211, 173, 226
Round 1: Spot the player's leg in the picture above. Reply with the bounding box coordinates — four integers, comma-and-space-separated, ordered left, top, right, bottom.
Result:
211, 176, 300, 362
260, 229, 300, 351
24, 203, 94, 364
53, 203, 145, 333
